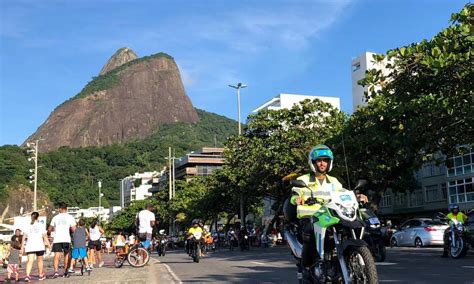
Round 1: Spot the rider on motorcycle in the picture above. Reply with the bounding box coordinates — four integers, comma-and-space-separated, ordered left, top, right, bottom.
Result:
441, 203, 468, 257
287, 145, 368, 268
187, 219, 203, 255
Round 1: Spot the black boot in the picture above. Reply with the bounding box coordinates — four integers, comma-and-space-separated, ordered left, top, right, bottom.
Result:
440, 249, 448, 258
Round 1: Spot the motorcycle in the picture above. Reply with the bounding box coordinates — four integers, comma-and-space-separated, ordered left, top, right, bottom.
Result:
189, 231, 203, 263
239, 230, 250, 251
157, 237, 168, 256
285, 179, 378, 284
360, 205, 386, 262
447, 218, 469, 259
227, 231, 237, 251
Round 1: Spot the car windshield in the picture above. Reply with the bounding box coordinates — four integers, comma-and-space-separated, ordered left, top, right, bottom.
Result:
424, 220, 447, 226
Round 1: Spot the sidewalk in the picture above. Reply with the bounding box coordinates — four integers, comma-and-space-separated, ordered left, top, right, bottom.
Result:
1, 253, 179, 283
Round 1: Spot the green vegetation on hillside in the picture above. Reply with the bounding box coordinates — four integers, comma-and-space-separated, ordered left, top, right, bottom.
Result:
0, 109, 237, 209
62, 52, 175, 105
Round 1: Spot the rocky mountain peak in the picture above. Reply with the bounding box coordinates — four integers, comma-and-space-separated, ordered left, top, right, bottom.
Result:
99, 47, 138, 75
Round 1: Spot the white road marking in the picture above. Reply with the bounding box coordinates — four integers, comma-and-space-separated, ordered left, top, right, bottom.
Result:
462, 266, 474, 269
250, 261, 267, 265
375, 262, 397, 266
154, 257, 182, 284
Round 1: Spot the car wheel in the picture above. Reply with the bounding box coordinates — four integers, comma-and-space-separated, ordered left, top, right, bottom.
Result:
390, 237, 398, 247
415, 237, 423, 248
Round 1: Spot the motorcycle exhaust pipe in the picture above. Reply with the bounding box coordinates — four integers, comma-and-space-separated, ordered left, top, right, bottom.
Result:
284, 230, 302, 259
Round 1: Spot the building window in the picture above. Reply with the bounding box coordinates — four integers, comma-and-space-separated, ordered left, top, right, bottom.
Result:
196, 165, 221, 175
408, 190, 424, 208
352, 62, 361, 72
394, 193, 406, 206
425, 184, 445, 202
379, 192, 392, 208
449, 177, 474, 204
447, 150, 474, 177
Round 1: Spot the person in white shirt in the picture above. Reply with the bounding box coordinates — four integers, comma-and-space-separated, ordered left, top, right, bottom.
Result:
88, 219, 104, 268
21, 212, 50, 282
137, 203, 156, 248
48, 203, 76, 278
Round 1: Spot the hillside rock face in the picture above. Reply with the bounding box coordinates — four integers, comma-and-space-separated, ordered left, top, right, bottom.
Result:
99, 47, 138, 75
25, 48, 199, 151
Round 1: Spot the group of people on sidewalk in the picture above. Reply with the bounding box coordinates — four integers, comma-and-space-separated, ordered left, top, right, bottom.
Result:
4, 203, 105, 282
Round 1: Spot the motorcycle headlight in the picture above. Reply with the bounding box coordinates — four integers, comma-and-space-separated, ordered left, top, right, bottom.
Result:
337, 204, 355, 219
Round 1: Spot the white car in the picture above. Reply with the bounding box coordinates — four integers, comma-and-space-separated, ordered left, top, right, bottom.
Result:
390, 218, 448, 247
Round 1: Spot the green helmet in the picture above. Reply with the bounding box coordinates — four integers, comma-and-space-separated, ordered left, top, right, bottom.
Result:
308, 145, 334, 173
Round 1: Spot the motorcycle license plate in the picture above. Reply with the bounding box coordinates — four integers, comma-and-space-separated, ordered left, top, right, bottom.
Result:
369, 217, 380, 225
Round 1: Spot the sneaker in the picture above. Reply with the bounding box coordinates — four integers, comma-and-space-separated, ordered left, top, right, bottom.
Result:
99, 261, 104, 268
24, 276, 31, 282
68, 269, 75, 273
52, 272, 60, 279
39, 274, 46, 281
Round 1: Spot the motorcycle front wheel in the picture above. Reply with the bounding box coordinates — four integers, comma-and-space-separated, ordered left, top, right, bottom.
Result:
345, 246, 378, 284
450, 237, 466, 259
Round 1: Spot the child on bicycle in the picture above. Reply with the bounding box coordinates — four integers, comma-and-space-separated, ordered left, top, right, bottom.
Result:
68, 219, 91, 273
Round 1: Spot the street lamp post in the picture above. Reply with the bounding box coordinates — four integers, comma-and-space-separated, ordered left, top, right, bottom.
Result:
98, 180, 104, 221
229, 83, 247, 225
27, 138, 44, 211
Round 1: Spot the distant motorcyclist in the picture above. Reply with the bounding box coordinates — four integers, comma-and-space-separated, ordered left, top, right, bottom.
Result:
186, 219, 203, 255
287, 145, 368, 268
441, 203, 468, 257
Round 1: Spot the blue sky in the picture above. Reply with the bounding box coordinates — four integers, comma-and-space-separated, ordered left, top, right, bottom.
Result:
0, 0, 467, 145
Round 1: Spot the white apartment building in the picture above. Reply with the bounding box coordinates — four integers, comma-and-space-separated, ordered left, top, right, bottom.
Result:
120, 171, 158, 207
66, 206, 122, 222
351, 52, 389, 112
252, 93, 340, 113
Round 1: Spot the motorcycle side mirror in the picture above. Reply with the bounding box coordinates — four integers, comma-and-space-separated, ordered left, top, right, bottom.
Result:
354, 179, 368, 191
290, 180, 307, 188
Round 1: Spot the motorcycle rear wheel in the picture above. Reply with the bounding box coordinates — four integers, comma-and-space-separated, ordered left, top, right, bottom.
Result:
345, 246, 378, 284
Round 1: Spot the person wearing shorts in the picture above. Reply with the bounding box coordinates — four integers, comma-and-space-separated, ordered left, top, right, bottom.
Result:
88, 219, 104, 267
22, 212, 50, 282
7, 239, 21, 281
49, 203, 76, 278
68, 219, 91, 273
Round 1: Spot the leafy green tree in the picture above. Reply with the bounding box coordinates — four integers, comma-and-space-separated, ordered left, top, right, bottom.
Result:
333, 4, 474, 206
223, 99, 345, 221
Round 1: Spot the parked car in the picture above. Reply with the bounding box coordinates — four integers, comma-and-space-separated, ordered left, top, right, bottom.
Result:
390, 218, 448, 247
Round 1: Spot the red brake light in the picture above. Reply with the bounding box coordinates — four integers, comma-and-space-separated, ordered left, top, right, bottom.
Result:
424, 227, 436, 232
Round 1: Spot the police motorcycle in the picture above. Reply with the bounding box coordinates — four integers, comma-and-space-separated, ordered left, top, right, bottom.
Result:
189, 230, 203, 263
284, 179, 378, 284
157, 229, 168, 257
359, 205, 386, 262
438, 212, 470, 259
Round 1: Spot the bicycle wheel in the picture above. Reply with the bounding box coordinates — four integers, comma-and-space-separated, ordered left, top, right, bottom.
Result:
114, 256, 125, 268
127, 247, 150, 268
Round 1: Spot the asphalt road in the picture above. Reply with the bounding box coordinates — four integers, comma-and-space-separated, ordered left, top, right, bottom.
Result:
160, 246, 474, 284
1, 246, 473, 283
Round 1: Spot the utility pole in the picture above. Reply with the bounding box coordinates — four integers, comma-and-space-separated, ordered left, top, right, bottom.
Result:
172, 149, 176, 199
229, 83, 247, 225
27, 139, 44, 211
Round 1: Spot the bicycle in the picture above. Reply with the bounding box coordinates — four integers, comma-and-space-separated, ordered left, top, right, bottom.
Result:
114, 240, 150, 268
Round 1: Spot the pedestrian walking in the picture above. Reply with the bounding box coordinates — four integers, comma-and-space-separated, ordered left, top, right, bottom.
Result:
21, 211, 50, 282
88, 219, 104, 268
48, 203, 76, 278
11, 229, 23, 267
6, 237, 21, 281
68, 219, 92, 273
